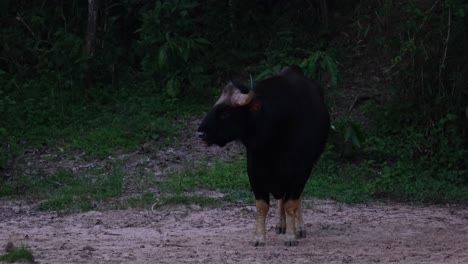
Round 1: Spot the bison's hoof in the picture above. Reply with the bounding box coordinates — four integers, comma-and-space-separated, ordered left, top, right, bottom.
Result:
275, 226, 286, 234
285, 240, 299, 247
253, 234, 265, 247
253, 240, 265, 247
296, 229, 307, 239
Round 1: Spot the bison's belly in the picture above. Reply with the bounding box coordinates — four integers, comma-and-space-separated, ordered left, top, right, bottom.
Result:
249, 162, 313, 200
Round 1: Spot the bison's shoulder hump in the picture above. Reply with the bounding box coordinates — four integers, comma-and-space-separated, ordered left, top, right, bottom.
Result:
278, 65, 304, 76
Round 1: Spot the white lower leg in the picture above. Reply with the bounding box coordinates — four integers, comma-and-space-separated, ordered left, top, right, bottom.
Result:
284, 199, 299, 246
295, 197, 306, 238
275, 199, 286, 234
254, 200, 269, 246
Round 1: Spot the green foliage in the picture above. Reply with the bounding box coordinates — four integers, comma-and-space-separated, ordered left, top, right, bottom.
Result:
0, 0, 466, 206
0, 244, 34, 263
378, 0, 467, 121
120, 161, 252, 208
361, 102, 467, 202
159, 195, 220, 207
0, 0, 325, 167
304, 160, 377, 203
306, 156, 468, 203
138, 1, 211, 98
0, 178, 15, 197
124, 192, 158, 208
304, 100, 467, 203
364, 102, 466, 169
0, 167, 123, 211
329, 120, 366, 159
301, 50, 342, 109
155, 139, 467, 204
301, 50, 340, 89
124, 192, 220, 208
63, 96, 179, 157
158, 133, 467, 204
160, 161, 253, 203
0, 91, 203, 166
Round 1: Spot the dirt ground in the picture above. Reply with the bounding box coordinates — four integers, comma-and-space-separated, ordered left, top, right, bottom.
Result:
1, 198, 468, 264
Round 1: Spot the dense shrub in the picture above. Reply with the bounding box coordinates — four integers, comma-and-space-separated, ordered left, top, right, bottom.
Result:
0, 0, 466, 200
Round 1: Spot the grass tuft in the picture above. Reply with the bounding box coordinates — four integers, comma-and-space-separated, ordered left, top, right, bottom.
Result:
0, 243, 34, 263
159, 161, 253, 204
305, 156, 468, 204
124, 192, 221, 209
157, 156, 468, 205
160, 195, 220, 207
0, 166, 123, 211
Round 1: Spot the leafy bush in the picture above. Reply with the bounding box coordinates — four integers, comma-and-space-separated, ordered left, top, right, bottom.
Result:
302, 50, 340, 89
138, 1, 211, 98
379, 0, 467, 123
364, 102, 467, 193
329, 119, 366, 159
1, 0, 466, 204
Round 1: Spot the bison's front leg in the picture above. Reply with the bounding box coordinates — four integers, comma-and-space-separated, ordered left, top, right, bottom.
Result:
284, 199, 300, 246
254, 199, 269, 246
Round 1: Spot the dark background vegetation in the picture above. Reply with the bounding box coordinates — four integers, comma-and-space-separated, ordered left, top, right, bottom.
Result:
0, 0, 467, 207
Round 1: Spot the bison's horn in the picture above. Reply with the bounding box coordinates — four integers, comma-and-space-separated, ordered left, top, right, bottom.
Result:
230, 79, 250, 94
249, 74, 255, 91
231, 89, 254, 106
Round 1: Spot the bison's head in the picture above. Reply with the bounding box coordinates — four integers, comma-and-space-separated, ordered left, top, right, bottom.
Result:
197, 81, 254, 147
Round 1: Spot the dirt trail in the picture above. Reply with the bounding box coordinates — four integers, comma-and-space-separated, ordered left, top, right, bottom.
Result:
1, 199, 467, 264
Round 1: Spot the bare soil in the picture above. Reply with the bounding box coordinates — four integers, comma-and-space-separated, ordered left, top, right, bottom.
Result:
1, 199, 468, 264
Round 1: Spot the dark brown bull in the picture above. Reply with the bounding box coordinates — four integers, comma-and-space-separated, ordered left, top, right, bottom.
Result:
197, 66, 330, 246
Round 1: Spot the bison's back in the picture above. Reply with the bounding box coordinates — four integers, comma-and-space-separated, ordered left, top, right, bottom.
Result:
254, 68, 329, 149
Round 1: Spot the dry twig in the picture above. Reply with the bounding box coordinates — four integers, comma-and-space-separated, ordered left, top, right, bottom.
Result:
438, 7, 451, 93
15, 13, 35, 38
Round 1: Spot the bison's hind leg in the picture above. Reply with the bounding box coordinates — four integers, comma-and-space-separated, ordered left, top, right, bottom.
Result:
254, 199, 270, 246
277, 196, 306, 245
275, 199, 286, 234
295, 196, 306, 239
283, 197, 306, 246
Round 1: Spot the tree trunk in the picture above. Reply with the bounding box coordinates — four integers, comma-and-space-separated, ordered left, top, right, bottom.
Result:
85, 0, 99, 97
318, 0, 328, 32
85, 0, 99, 58
228, 0, 236, 33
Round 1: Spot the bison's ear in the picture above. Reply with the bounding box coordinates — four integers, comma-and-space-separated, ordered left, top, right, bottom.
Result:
230, 80, 250, 94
